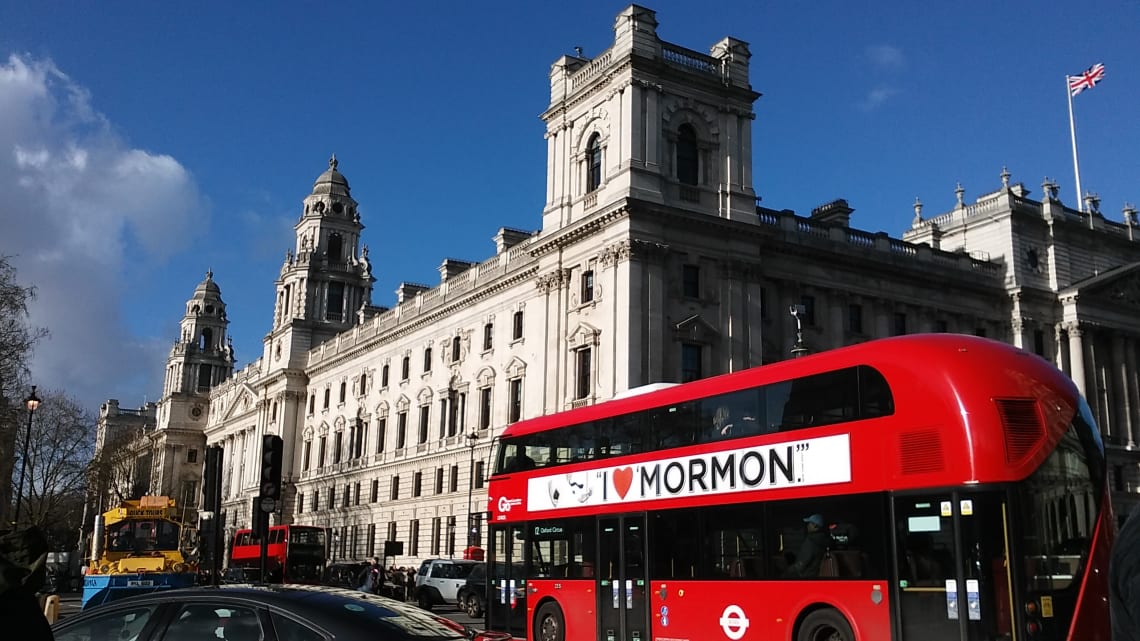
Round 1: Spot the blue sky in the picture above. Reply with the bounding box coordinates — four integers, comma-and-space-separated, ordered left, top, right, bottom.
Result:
1, 1, 1137, 413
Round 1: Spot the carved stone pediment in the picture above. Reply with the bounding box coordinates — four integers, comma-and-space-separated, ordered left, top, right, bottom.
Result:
1071, 262, 1140, 310
673, 314, 719, 343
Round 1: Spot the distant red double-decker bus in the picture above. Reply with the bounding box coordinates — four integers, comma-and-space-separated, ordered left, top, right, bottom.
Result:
485, 334, 1111, 641
229, 524, 328, 584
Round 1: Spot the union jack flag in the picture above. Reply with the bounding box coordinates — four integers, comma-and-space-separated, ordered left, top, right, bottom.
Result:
1068, 63, 1105, 96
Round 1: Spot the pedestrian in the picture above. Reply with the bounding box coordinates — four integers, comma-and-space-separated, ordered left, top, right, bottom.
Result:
356, 557, 382, 594
1111, 509, 1140, 640
0, 526, 55, 641
406, 567, 416, 601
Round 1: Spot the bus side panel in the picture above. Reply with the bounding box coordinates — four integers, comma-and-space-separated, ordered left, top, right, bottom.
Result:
647, 580, 890, 640
527, 580, 597, 639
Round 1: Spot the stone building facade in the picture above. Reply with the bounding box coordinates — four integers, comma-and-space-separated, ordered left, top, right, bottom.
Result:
97, 5, 1140, 567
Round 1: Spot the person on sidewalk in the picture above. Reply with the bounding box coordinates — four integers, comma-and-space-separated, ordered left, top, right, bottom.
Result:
0, 526, 54, 641
1111, 509, 1140, 641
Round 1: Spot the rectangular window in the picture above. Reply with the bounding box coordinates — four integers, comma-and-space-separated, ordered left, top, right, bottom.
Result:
318, 436, 327, 468
410, 520, 420, 557
581, 270, 595, 303
311, 490, 319, 512
681, 344, 702, 383
371, 479, 379, 503
333, 431, 343, 464
397, 412, 408, 449
367, 524, 376, 557
382, 365, 389, 387
297, 493, 304, 515
339, 382, 346, 404
342, 484, 350, 507
450, 465, 459, 493
1033, 329, 1045, 355
682, 264, 700, 298
432, 517, 442, 556
387, 522, 396, 547
512, 311, 524, 340
354, 482, 361, 506
326, 282, 344, 322
303, 441, 311, 471
390, 476, 400, 501
376, 418, 387, 453
576, 348, 592, 399
801, 295, 816, 326
308, 394, 315, 414
479, 387, 492, 430
483, 323, 494, 351
423, 347, 433, 373
439, 398, 448, 439
848, 304, 863, 334
328, 486, 336, 510
451, 336, 461, 362
419, 405, 430, 444
508, 378, 523, 423
893, 312, 908, 336
323, 388, 330, 409
187, 449, 198, 464
401, 357, 410, 380
413, 472, 422, 497
435, 467, 444, 494
475, 461, 485, 489
760, 287, 768, 319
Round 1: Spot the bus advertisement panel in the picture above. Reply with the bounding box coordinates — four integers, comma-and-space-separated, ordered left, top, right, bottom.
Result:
229, 524, 327, 584
484, 334, 1111, 641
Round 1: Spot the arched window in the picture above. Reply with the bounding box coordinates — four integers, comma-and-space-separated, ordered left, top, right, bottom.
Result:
586, 134, 602, 192
677, 124, 698, 186
199, 328, 213, 351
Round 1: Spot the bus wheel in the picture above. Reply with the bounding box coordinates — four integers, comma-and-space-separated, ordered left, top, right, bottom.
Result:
797, 608, 854, 641
535, 602, 565, 641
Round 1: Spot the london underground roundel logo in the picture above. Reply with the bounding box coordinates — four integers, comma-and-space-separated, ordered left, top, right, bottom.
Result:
719, 605, 750, 640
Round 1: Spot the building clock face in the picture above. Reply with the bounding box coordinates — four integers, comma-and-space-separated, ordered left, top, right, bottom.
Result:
190, 404, 204, 420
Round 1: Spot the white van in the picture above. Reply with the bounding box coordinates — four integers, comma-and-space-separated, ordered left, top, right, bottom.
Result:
414, 559, 479, 610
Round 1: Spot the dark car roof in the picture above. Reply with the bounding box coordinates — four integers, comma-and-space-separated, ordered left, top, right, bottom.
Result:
55, 584, 470, 639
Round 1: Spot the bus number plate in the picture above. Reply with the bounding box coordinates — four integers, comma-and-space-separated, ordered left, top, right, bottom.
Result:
127, 580, 154, 587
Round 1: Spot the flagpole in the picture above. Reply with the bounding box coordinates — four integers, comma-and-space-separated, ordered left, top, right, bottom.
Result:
1066, 76, 1084, 213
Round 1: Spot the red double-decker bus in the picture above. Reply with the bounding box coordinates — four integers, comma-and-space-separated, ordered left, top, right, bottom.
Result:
485, 334, 1112, 641
229, 524, 328, 584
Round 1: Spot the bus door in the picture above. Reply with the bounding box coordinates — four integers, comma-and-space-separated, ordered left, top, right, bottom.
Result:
488, 523, 527, 639
598, 515, 649, 641
894, 492, 1013, 641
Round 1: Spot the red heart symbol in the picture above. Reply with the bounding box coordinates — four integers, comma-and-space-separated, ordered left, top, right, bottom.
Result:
612, 467, 633, 499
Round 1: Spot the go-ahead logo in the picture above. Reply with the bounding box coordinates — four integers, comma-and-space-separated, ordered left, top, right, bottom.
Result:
497, 496, 523, 512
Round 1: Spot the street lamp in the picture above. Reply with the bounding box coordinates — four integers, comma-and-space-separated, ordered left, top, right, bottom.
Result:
465, 430, 479, 549
14, 385, 41, 524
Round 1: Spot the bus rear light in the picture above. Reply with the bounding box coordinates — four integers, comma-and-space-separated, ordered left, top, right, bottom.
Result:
1026, 620, 1041, 635
1024, 600, 1037, 615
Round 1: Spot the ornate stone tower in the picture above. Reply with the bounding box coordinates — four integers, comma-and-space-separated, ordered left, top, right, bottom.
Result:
263, 156, 375, 374
540, 4, 758, 232
147, 271, 235, 502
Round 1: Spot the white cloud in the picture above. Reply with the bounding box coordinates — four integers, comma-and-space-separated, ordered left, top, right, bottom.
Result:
867, 44, 905, 70
0, 53, 208, 412
859, 86, 900, 111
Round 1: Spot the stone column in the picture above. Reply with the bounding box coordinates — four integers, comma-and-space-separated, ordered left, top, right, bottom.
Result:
830, 294, 845, 349
1067, 322, 1087, 396
1125, 335, 1139, 448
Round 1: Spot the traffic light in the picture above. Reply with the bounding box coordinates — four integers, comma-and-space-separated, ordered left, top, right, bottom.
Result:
260, 435, 284, 502
252, 496, 269, 539
202, 446, 223, 513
